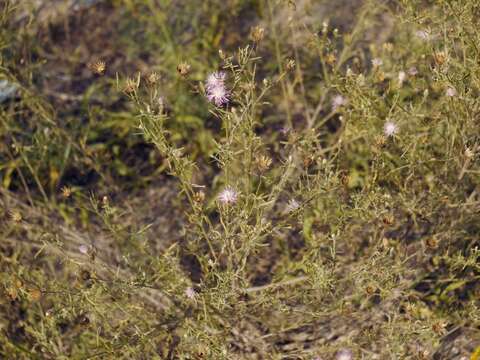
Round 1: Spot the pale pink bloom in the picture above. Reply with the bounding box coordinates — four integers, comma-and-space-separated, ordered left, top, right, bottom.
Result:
332, 95, 347, 111
384, 121, 398, 137
205, 71, 226, 91
415, 30, 431, 41
185, 287, 197, 299
218, 187, 238, 205
79, 244, 89, 254
408, 66, 418, 76
371, 58, 383, 67
206, 84, 229, 106
335, 349, 353, 360
446, 87, 457, 97
286, 199, 300, 213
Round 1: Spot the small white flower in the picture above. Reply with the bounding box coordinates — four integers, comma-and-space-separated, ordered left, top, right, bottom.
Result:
446, 87, 457, 97
286, 199, 300, 213
398, 71, 406, 85
185, 287, 197, 299
79, 244, 90, 254
332, 95, 347, 111
383, 121, 398, 137
371, 58, 383, 67
335, 349, 353, 360
218, 187, 238, 205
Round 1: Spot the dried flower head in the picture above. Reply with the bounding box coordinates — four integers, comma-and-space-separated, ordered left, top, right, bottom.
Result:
10, 210, 22, 222
61, 186, 72, 198
465, 147, 475, 158
177, 62, 191, 77
383, 120, 398, 137
415, 29, 431, 41
250, 25, 265, 42
326, 53, 336, 66
193, 191, 205, 203
124, 76, 139, 94
286, 58, 296, 71
88, 60, 106, 75
256, 155, 272, 172
146, 72, 160, 85
217, 187, 238, 205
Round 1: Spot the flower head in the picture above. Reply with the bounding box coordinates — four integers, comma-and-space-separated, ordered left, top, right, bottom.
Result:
207, 84, 229, 106
286, 199, 300, 213
383, 120, 398, 137
79, 244, 90, 254
185, 287, 197, 300
332, 95, 347, 111
415, 29, 431, 41
218, 187, 238, 205
408, 66, 418, 76
446, 87, 457, 97
205, 71, 226, 91
335, 349, 353, 360
371, 58, 383, 67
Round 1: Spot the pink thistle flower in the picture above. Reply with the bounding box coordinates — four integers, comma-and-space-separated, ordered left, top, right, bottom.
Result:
217, 187, 238, 205
383, 120, 398, 137
446, 87, 457, 97
332, 95, 347, 111
335, 349, 353, 360
79, 244, 90, 254
185, 287, 197, 300
205, 71, 226, 90
286, 199, 300, 213
206, 84, 229, 106
371, 58, 383, 67
408, 66, 418, 76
